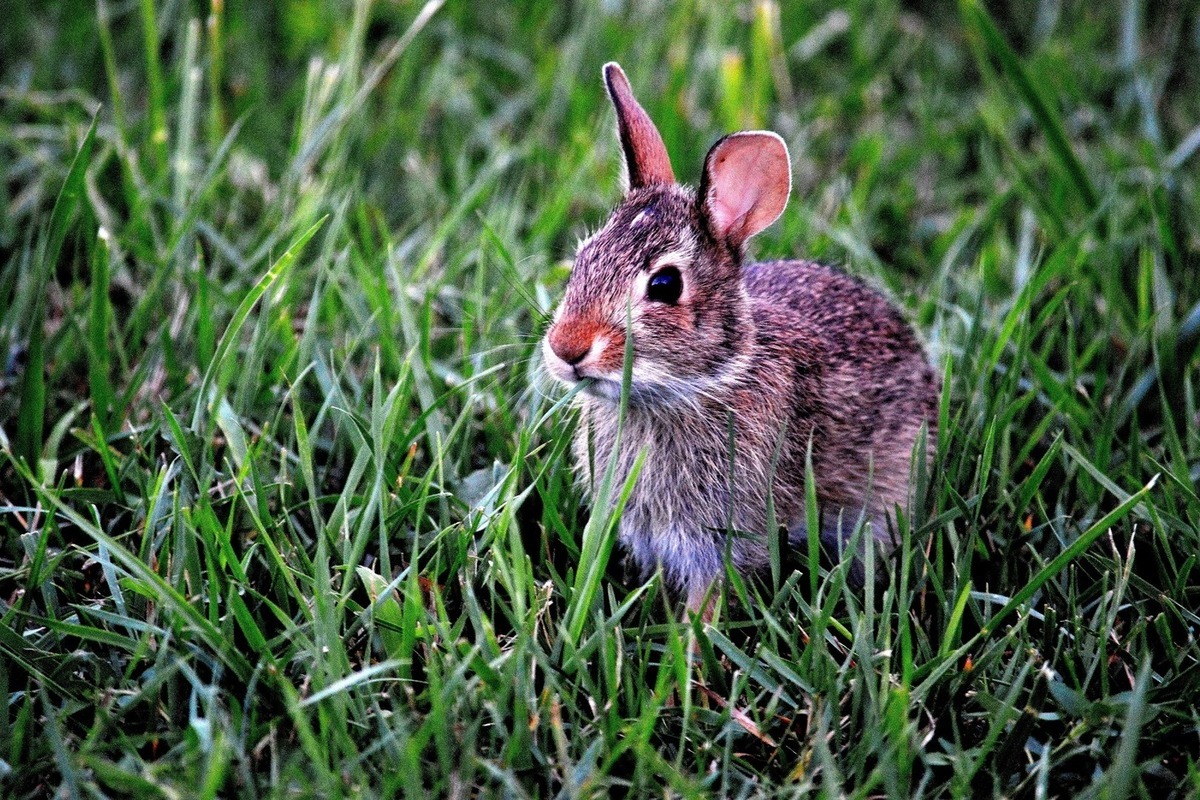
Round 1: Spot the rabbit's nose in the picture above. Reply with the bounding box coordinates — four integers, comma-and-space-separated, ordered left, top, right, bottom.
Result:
548, 324, 594, 366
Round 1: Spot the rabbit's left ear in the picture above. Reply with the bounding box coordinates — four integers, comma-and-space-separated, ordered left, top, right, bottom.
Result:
604, 62, 675, 189
700, 132, 791, 248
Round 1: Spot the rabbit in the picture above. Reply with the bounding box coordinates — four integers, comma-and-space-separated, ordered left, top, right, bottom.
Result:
541, 62, 940, 617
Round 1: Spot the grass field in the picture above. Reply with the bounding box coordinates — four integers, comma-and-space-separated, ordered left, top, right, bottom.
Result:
3, 0, 1200, 796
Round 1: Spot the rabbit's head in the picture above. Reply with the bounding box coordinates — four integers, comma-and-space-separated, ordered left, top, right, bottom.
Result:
543, 63, 792, 405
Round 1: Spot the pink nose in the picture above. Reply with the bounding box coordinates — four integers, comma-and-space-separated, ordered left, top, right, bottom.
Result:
547, 321, 597, 365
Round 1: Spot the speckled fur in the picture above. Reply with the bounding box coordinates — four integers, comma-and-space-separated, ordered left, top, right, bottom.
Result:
543, 81, 939, 608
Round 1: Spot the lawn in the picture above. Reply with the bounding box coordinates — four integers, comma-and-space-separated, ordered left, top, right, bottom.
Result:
2, 0, 1199, 796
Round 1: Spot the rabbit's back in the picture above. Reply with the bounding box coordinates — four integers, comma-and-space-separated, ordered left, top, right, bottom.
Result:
743, 259, 939, 530
745, 259, 929, 369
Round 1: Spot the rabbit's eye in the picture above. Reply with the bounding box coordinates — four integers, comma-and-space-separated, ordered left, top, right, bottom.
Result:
647, 266, 683, 304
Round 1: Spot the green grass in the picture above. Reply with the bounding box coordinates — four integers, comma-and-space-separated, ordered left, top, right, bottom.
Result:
2, 0, 1200, 796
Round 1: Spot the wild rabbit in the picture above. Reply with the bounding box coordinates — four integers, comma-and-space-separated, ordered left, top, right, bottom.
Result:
542, 62, 940, 616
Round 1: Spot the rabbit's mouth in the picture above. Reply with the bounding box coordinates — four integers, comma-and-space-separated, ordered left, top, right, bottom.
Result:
578, 376, 627, 402
549, 367, 626, 402
543, 352, 632, 402
542, 330, 618, 385
579, 372, 707, 408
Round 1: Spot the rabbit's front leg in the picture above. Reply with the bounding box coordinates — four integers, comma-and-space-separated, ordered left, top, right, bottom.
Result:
685, 580, 719, 622
622, 516, 726, 620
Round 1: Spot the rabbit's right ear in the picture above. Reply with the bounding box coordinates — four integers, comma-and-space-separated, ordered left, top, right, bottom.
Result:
603, 62, 675, 189
700, 131, 791, 249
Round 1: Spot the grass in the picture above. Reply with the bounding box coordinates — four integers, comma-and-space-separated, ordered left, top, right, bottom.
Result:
2, 0, 1199, 796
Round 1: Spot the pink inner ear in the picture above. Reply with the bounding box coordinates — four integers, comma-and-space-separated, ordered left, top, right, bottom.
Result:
703, 132, 791, 245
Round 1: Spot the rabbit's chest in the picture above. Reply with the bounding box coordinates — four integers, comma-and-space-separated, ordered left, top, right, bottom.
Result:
575, 403, 777, 529
573, 398, 800, 590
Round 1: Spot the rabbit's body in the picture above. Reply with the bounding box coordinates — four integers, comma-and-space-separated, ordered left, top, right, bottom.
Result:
543, 65, 939, 612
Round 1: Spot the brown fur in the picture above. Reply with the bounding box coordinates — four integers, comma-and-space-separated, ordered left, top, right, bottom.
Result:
541, 65, 939, 611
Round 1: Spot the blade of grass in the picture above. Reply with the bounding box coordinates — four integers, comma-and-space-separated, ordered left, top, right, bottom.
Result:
191, 216, 326, 431
982, 474, 1157, 637
960, 0, 1099, 211
17, 115, 99, 466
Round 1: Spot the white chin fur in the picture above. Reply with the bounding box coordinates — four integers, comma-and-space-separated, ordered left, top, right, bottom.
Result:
582, 379, 624, 401
541, 339, 579, 385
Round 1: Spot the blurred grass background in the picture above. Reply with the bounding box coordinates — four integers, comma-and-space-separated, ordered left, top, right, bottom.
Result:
2, 0, 1199, 796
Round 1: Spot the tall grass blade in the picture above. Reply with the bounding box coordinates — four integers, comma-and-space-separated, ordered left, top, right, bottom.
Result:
17, 115, 98, 465
960, 0, 1099, 212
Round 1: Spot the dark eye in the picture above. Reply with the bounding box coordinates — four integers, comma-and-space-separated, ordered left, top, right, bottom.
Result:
646, 266, 683, 305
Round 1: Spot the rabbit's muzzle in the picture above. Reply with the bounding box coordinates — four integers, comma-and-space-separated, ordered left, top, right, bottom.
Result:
544, 316, 624, 384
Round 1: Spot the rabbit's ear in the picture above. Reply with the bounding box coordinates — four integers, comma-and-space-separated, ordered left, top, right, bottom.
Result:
700, 132, 791, 247
603, 62, 675, 189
